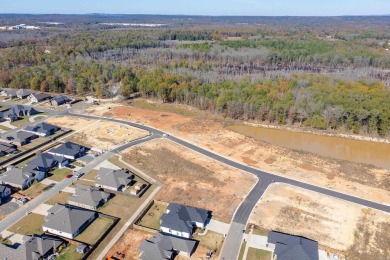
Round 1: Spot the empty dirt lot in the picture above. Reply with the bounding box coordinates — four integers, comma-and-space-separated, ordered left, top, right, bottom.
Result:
67, 120, 149, 150
249, 183, 390, 258
121, 138, 256, 223
83, 101, 390, 206
46, 115, 97, 131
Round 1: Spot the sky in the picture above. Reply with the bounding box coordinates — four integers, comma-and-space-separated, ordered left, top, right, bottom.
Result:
2, 0, 390, 16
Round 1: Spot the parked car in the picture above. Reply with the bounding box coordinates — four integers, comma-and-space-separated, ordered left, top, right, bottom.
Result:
16, 198, 28, 204
66, 174, 73, 179
75, 173, 84, 179
66, 164, 75, 169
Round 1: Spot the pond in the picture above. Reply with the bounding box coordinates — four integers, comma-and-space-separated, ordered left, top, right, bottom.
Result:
228, 125, 390, 169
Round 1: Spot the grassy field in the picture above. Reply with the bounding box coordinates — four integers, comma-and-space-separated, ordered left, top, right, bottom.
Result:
76, 217, 114, 245
138, 201, 167, 230
193, 230, 224, 251
47, 168, 72, 182
45, 191, 72, 205
0, 125, 11, 131
10, 116, 31, 127
238, 241, 247, 260
130, 100, 198, 117
8, 213, 45, 235
252, 227, 269, 236
82, 169, 98, 181
247, 248, 272, 260
57, 244, 82, 260
19, 181, 48, 198
16, 156, 35, 167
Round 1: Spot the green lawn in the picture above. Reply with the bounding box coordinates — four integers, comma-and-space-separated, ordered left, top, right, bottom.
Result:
57, 244, 83, 260
16, 156, 35, 167
238, 241, 247, 260
45, 191, 72, 205
75, 217, 114, 245
8, 213, 45, 235
252, 227, 269, 236
47, 168, 72, 182
247, 248, 272, 260
193, 230, 224, 251
10, 116, 31, 127
19, 181, 48, 198
0, 125, 11, 131
32, 115, 47, 121
138, 202, 167, 230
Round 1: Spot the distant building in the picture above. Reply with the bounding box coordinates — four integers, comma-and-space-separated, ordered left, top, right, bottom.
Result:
267, 231, 319, 260
0, 105, 39, 122
95, 167, 134, 191
1, 89, 17, 98
51, 95, 72, 106
16, 89, 34, 99
42, 204, 97, 239
160, 203, 210, 238
29, 93, 51, 103
138, 232, 197, 260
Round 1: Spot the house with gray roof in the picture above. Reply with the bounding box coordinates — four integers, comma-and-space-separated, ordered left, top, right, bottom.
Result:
24, 122, 60, 137
48, 141, 86, 160
29, 92, 51, 103
0, 105, 39, 122
1, 89, 17, 98
0, 142, 17, 156
16, 89, 34, 99
138, 232, 197, 260
268, 231, 319, 260
160, 203, 210, 238
0, 166, 45, 189
0, 131, 38, 146
0, 184, 11, 205
42, 204, 97, 239
26, 153, 69, 173
51, 95, 72, 106
95, 167, 134, 191
68, 185, 111, 210
0, 234, 64, 260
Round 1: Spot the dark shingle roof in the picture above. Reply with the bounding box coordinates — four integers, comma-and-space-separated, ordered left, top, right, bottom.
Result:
68, 185, 110, 208
160, 203, 210, 234
48, 141, 84, 157
26, 153, 67, 169
268, 231, 319, 260
0, 234, 63, 260
0, 131, 37, 143
43, 204, 96, 236
96, 167, 134, 190
138, 233, 196, 260
24, 122, 59, 135
31, 93, 51, 101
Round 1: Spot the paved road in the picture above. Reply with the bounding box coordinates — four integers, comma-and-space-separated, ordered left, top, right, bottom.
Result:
67, 110, 390, 260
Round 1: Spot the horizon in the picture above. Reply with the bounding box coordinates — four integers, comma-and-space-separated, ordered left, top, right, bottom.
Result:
2, 0, 390, 16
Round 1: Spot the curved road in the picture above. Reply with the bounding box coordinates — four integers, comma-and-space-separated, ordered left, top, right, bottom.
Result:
65, 110, 390, 260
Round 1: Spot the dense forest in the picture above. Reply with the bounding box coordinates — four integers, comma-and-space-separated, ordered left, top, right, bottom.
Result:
0, 15, 389, 137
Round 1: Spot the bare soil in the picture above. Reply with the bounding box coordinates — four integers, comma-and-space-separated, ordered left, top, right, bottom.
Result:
66, 121, 148, 150
83, 101, 390, 205
121, 139, 256, 223
46, 116, 97, 131
249, 183, 390, 258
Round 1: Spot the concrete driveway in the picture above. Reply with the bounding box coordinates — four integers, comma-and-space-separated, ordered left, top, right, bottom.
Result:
31, 203, 52, 215
95, 160, 121, 170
